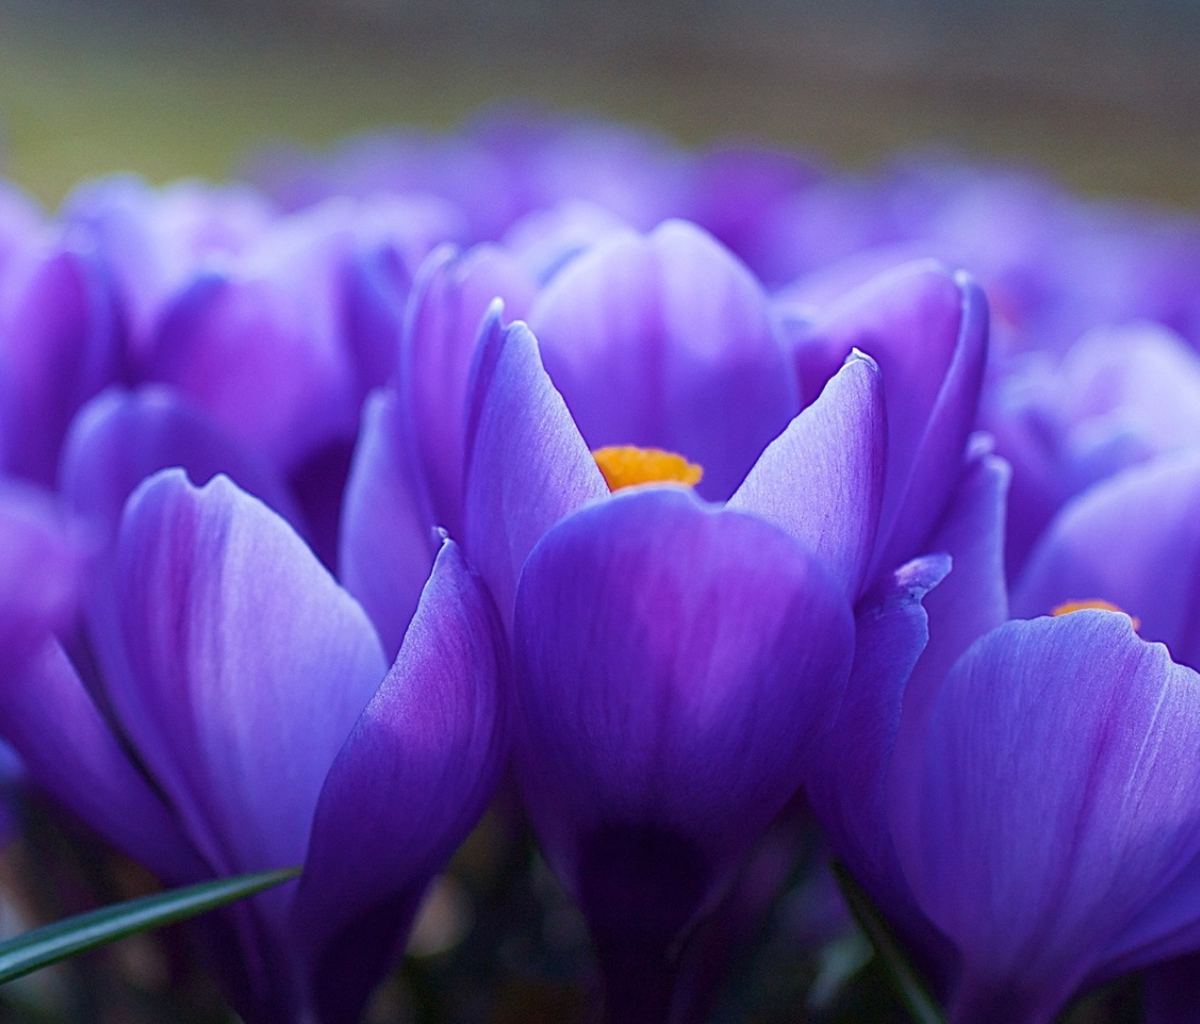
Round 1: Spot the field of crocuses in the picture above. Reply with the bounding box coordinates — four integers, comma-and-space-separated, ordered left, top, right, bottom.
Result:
3, 110, 1200, 1024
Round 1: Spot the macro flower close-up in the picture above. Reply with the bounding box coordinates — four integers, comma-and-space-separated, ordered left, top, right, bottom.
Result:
0, 2, 1199, 1022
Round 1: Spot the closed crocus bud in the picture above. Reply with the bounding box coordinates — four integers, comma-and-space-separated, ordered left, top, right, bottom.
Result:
891, 612, 1200, 1024
513, 487, 854, 1024
0, 471, 508, 1024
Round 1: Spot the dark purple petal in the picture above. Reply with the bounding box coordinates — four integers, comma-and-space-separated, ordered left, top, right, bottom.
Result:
1013, 453, 1200, 671
292, 539, 507, 1024
59, 384, 301, 540
339, 389, 437, 659
402, 244, 537, 535
728, 353, 886, 600
527, 220, 799, 500
98, 470, 387, 880
462, 315, 608, 628
894, 446, 1011, 755
513, 488, 854, 957
0, 641, 205, 883
892, 613, 1200, 1022
805, 554, 949, 945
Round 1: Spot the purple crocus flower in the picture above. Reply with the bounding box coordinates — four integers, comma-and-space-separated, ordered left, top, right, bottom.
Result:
891, 611, 1200, 1024
0, 470, 508, 1024
397, 218, 987, 1019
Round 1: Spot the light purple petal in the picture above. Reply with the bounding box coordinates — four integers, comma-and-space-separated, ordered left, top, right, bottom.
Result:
892, 613, 1200, 1022
728, 353, 886, 599
462, 314, 608, 629
59, 384, 301, 540
402, 244, 537, 535
1013, 452, 1200, 671
339, 389, 437, 660
527, 220, 799, 500
293, 539, 507, 1024
795, 260, 988, 578
98, 470, 388, 880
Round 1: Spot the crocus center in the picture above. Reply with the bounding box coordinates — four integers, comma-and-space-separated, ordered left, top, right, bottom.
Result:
592, 445, 704, 492
1051, 598, 1141, 629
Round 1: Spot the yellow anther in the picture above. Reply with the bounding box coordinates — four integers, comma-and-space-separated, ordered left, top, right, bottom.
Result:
592, 445, 704, 492
1051, 599, 1141, 630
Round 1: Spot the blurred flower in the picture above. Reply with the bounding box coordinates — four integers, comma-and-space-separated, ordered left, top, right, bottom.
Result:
0, 471, 508, 1024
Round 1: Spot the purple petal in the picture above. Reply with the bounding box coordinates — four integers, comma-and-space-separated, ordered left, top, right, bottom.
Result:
795, 260, 988, 578
527, 220, 799, 500
0, 478, 90, 674
402, 244, 537, 535
891, 613, 1200, 1021
1013, 453, 1200, 671
804, 554, 949, 947
513, 488, 854, 944
500, 200, 631, 284
728, 353, 886, 600
98, 470, 388, 880
59, 384, 301, 540
339, 389, 437, 660
0, 641, 206, 882
894, 447, 1011, 754
0, 241, 121, 484
293, 539, 507, 1024
149, 246, 357, 470
462, 315, 608, 629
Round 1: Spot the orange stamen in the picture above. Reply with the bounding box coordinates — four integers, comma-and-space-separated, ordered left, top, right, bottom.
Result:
1051, 599, 1141, 630
592, 445, 704, 492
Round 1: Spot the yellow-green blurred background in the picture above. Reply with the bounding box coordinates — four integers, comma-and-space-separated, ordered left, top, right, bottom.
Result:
2, 0, 1199, 207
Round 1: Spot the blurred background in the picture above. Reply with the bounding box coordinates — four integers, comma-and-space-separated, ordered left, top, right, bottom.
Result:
1, 0, 1199, 208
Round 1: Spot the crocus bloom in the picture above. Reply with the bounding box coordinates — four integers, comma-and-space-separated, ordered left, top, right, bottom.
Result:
0, 470, 507, 1024
418, 217, 987, 1019
386, 220, 986, 623
892, 611, 1200, 1024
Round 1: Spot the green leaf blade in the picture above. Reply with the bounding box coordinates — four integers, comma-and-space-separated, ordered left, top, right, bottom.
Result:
0, 865, 301, 984
831, 861, 948, 1024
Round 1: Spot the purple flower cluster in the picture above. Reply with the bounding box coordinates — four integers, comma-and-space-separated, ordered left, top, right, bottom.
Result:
3, 111, 1200, 1023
